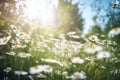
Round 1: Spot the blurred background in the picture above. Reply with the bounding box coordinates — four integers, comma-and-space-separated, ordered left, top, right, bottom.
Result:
0, 0, 119, 36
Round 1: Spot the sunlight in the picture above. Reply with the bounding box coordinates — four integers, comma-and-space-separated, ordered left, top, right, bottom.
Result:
24, 0, 58, 26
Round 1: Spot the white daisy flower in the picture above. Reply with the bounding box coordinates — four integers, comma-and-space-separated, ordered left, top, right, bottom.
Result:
12, 44, 26, 49
37, 42, 47, 47
88, 35, 98, 42
62, 71, 68, 76
67, 31, 76, 35
14, 70, 28, 76
71, 57, 84, 64
72, 71, 87, 79
97, 51, 111, 59
4, 67, 12, 73
18, 52, 32, 58
71, 35, 80, 39
0, 36, 11, 45
43, 65, 53, 73
97, 39, 106, 45
67, 71, 87, 79
29, 65, 44, 74
35, 47, 45, 52
41, 58, 63, 66
48, 33, 54, 37
6, 51, 16, 56
58, 34, 65, 39
36, 73, 46, 78
16, 31, 25, 37
108, 27, 120, 37
10, 24, 17, 30
19, 34, 31, 43
20, 34, 31, 39
85, 44, 103, 53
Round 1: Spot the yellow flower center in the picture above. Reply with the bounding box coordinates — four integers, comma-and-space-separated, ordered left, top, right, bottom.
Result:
98, 39, 103, 43
20, 32, 24, 36
38, 74, 44, 77
14, 44, 18, 48
21, 53, 27, 57
11, 52, 15, 55
114, 28, 118, 32
3, 38, 7, 42
91, 44, 96, 49
19, 70, 23, 73
75, 73, 81, 78
39, 42, 45, 46
46, 66, 50, 70
91, 37, 95, 41
39, 47, 44, 51
33, 65, 39, 69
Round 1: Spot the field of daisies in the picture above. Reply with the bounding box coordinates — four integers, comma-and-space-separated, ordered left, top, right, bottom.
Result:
0, 24, 120, 80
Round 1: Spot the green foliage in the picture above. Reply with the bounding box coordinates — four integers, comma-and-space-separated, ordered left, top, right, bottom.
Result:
0, 25, 120, 80
55, 0, 83, 32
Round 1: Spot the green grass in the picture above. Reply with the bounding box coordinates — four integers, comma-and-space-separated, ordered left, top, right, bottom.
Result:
0, 26, 120, 80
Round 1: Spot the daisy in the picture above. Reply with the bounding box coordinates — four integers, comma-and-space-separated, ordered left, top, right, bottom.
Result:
58, 34, 65, 39
0, 36, 11, 45
72, 71, 87, 79
37, 42, 47, 47
41, 58, 63, 66
71, 35, 80, 39
71, 57, 84, 64
29, 65, 44, 74
108, 27, 120, 37
85, 44, 103, 53
43, 65, 53, 73
19, 34, 31, 43
67, 31, 76, 35
36, 73, 46, 78
88, 35, 98, 42
14, 70, 28, 76
12, 44, 26, 49
48, 33, 54, 37
16, 31, 25, 37
6, 51, 16, 56
66, 71, 87, 80
35, 47, 45, 52
4, 67, 12, 73
97, 39, 106, 45
62, 71, 68, 76
10, 24, 17, 30
18, 52, 32, 58
97, 51, 111, 59
20, 34, 31, 40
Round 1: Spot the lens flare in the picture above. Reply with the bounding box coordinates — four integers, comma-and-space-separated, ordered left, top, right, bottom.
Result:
24, 0, 58, 26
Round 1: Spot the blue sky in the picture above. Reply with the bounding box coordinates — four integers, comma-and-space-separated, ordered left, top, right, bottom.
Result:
73, 0, 114, 34
51, 0, 116, 33
78, 0, 120, 34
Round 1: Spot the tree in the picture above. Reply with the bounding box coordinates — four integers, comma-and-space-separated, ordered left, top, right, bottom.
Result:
54, 0, 83, 33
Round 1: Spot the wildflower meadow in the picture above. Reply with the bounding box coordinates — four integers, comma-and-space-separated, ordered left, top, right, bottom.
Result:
0, 24, 120, 80
0, 0, 120, 80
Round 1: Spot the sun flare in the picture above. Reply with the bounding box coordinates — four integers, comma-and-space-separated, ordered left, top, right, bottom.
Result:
24, 0, 58, 26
